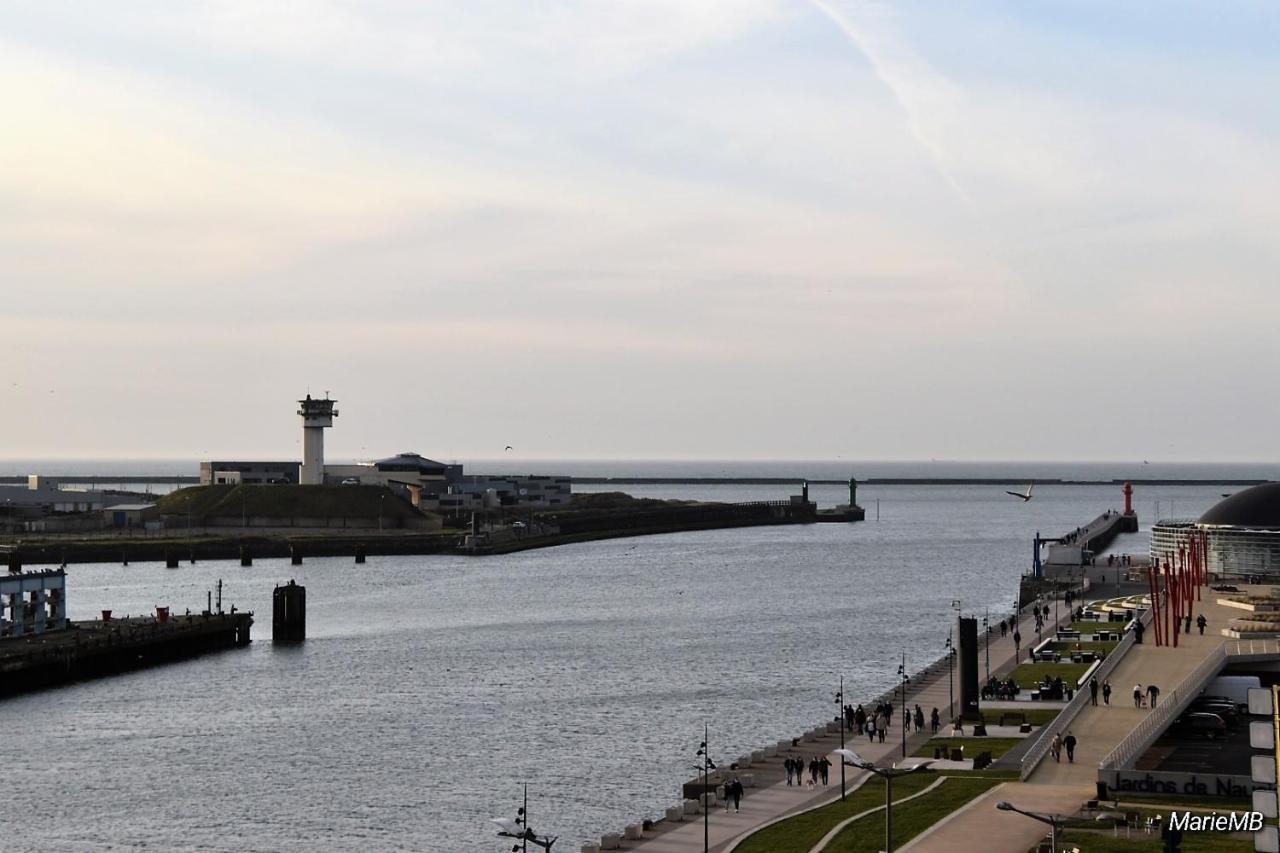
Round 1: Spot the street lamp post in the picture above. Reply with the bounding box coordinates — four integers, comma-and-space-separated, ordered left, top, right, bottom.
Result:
995, 800, 1063, 851
897, 653, 909, 758
695, 725, 716, 853
836, 749, 932, 853
491, 783, 558, 852
944, 630, 954, 721
835, 676, 847, 800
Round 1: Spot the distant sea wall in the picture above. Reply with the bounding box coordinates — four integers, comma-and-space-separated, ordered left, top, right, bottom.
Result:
575, 477, 1268, 486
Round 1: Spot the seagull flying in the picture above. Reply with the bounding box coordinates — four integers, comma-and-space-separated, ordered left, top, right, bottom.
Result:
1006, 483, 1034, 502
504, 445, 513, 451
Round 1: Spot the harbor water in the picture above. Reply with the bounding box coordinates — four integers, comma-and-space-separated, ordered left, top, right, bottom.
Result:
0, 479, 1232, 850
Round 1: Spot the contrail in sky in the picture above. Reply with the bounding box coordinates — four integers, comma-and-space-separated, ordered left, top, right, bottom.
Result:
808, 0, 974, 209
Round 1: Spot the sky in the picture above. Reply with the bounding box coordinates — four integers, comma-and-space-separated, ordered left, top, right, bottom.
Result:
2, 1, 1279, 463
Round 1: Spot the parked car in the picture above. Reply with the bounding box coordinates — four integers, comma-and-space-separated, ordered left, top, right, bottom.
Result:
1190, 701, 1240, 726
1171, 712, 1227, 740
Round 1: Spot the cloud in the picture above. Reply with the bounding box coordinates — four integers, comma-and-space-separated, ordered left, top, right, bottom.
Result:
808, 0, 973, 208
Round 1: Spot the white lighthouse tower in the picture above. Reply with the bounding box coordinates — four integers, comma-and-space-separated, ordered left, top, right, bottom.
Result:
298, 394, 338, 485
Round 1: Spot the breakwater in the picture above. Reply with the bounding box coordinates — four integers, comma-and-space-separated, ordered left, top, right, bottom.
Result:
575, 477, 1269, 486
1, 502, 830, 565
0, 612, 253, 699
463, 500, 820, 555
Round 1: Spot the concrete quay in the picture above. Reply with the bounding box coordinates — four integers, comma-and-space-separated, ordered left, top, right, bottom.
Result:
0, 612, 253, 698
594, 604, 1072, 853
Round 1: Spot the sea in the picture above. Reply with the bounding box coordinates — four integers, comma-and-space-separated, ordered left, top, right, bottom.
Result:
0, 460, 1263, 851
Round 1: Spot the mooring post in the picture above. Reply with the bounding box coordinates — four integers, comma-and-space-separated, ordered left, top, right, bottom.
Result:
240, 546, 252, 567
354, 543, 366, 564
290, 544, 302, 566
272, 580, 305, 642
165, 551, 179, 569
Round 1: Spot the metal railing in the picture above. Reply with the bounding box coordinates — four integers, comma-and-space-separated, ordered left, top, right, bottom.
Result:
1098, 641, 1227, 770
1020, 604, 1153, 780
1228, 638, 1280, 658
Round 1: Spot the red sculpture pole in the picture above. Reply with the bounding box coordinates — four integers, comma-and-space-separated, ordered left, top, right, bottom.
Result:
1167, 561, 1178, 648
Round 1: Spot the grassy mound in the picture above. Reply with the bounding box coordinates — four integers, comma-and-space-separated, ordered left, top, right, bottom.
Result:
156, 485, 425, 522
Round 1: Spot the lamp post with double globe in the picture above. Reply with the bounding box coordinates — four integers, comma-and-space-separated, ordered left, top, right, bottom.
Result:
695, 726, 717, 853
836, 749, 932, 853
835, 676, 847, 800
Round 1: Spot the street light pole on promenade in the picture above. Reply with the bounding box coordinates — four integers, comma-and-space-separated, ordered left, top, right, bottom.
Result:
897, 653, 910, 758
695, 725, 716, 853
995, 800, 1063, 850
836, 749, 931, 853
491, 783, 558, 852
944, 629, 954, 720
835, 676, 847, 800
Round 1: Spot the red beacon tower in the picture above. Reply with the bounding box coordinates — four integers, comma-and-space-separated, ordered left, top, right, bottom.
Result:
1123, 481, 1134, 516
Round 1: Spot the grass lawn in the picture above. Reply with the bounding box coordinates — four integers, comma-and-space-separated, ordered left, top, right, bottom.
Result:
981, 708, 1060, 726
1069, 621, 1129, 634
735, 771, 943, 853
825, 776, 1003, 852
1008, 662, 1091, 689
912, 737, 1023, 761
1046, 640, 1117, 655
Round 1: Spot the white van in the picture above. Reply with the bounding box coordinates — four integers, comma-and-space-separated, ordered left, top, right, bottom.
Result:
1203, 675, 1261, 708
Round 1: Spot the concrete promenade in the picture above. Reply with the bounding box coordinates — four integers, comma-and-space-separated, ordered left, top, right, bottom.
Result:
619, 603, 1071, 853
906, 591, 1240, 852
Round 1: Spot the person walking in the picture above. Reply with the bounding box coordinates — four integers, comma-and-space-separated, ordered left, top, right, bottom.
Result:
819, 756, 830, 785
1064, 731, 1077, 763
1148, 683, 1161, 708
914, 705, 925, 732
1197, 614, 1207, 635
1050, 732, 1062, 762
866, 717, 876, 743
1000, 620, 1007, 638
784, 757, 795, 786
1134, 684, 1144, 708
1102, 679, 1112, 706
1089, 676, 1099, 706
930, 707, 940, 733
1013, 629, 1021, 659
876, 712, 887, 743
729, 777, 743, 812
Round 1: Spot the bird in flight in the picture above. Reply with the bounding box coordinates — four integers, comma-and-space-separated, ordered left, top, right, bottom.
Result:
1006, 483, 1035, 502
504, 445, 513, 451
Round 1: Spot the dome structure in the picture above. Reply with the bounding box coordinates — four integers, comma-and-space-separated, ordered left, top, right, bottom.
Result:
1198, 482, 1280, 529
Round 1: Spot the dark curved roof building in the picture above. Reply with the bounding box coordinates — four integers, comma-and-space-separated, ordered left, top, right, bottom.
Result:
1152, 483, 1280, 578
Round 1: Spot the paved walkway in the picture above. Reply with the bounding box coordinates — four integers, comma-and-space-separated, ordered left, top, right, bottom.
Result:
1028, 592, 1237, 786
621, 602, 1073, 852
900, 783, 1086, 853
905, 589, 1240, 852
